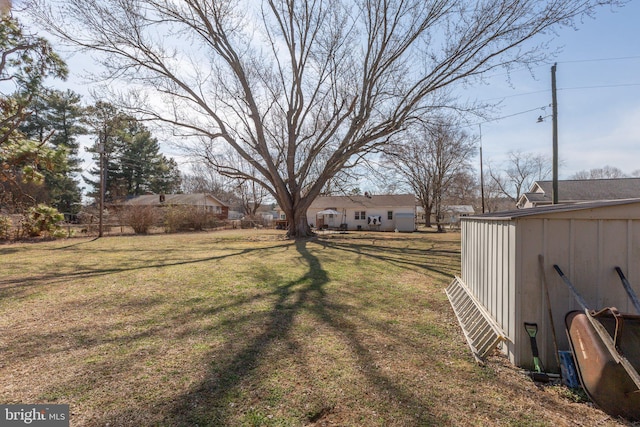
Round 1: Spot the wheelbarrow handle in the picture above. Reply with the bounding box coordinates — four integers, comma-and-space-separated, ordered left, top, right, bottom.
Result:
553, 264, 590, 311
615, 267, 640, 313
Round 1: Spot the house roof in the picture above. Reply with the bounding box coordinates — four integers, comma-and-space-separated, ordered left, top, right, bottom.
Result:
124, 193, 228, 207
444, 205, 475, 214
519, 192, 548, 203
467, 198, 640, 221
309, 194, 416, 209
522, 178, 640, 205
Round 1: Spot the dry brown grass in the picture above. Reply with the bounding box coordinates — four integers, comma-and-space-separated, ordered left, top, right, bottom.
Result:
0, 229, 634, 426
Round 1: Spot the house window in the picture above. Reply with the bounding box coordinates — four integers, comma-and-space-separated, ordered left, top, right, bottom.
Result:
355, 211, 366, 220
387, 211, 393, 220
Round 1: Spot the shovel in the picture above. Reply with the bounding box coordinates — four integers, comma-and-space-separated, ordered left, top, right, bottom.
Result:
524, 322, 550, 382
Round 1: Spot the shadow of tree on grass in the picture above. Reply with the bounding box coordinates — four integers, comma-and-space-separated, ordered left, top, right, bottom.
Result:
163, 240, 331, 425
159, 239, 440, 426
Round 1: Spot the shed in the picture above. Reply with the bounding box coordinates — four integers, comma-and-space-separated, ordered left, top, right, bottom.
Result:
456, 198, 640, 372
443, 205, 475, 228
394, 212, 416, 232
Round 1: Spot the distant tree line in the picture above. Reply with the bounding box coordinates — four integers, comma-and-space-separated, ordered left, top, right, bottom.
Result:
570, 166, 640, 180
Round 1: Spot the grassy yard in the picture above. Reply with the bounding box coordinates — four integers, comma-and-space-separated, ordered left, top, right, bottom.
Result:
0, 230, 628, 426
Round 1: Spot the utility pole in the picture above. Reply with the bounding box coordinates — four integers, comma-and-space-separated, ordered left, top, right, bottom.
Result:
551, 63, 558, 204
98, 142, 105, 237
479, 124, 485, 213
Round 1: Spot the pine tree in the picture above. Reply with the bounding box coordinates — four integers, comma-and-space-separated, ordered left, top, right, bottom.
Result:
19, 89, 87, 213
0, 15, 68, 211
85, 103, 181, 202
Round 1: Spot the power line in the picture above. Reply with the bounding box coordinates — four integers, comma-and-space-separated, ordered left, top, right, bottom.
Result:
559, 55, 640, 64
486, 106, 546, 122
559, 82, 640, 91
482, 90, 549, 102
464, 106, 548, 129
479, 55, 640, 81
476, 55, 640, 101
467, 81, 640, 130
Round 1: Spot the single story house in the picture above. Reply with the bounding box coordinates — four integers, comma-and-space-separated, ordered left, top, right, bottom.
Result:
442, 205, 475, 227
307, 193, 416, 232
517, 178, 640, 209
450, 198, 640, 372
123, 193, 229, 219
227, 210, 244, 220
416, 205, 475, 227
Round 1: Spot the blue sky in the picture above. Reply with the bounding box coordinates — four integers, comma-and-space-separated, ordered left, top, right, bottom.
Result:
466, 2, 640, 178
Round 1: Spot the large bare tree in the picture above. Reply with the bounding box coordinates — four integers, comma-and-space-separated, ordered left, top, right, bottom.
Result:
26, 0, 623, 237
383, 119, 476, 230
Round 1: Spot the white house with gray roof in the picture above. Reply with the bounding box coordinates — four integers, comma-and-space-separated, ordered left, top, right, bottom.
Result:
517, 178, 640, 209
306, 193, 417, 232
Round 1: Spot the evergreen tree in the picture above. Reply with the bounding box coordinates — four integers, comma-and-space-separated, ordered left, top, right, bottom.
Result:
19, 89, 86, 213
0, 15, 68, 211
153, 157, 182, 195
85, 103, 181, 202
84, 102, 129, 202
118, 121, 181, 196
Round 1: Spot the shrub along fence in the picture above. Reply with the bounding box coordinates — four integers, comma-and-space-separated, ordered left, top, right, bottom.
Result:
1, 206, 280, 241
0, 205, 66, 241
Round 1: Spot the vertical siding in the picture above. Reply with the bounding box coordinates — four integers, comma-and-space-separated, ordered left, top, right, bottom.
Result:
539, 218, 572, 368
515, 218, 546, 367
625, 220, 640, 313
570, 220, 600, 307
508, 222, 517, 359
461, 219, 516, 362
599, 220, 638, 311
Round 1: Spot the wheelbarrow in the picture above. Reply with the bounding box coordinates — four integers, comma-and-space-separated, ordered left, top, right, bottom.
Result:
554, 264, 640, 420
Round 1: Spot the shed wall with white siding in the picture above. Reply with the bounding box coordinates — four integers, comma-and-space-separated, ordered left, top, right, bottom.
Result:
460, 199, 640, 371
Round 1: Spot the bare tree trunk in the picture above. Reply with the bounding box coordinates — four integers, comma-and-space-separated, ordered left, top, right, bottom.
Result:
279, 195, 315, 239
423, 204, 432, 228
289, 207, 313, 239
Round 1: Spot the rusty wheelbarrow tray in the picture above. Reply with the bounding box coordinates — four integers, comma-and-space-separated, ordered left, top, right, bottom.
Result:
555, 265, 640, 420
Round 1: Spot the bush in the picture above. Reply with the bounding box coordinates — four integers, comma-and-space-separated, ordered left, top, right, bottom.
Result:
121, 205, 157, 234
164, 206, 189, 233
0, 215, 11, 240
164, 206, 218, 233
22, 204, 65, 238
